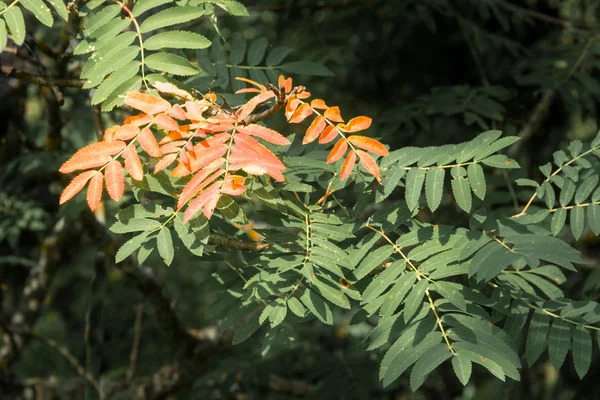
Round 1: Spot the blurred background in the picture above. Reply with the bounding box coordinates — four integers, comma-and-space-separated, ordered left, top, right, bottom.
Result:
3, 0, 600, 398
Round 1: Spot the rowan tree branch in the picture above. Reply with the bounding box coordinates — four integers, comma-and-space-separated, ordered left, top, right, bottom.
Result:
10, 69, 86, 88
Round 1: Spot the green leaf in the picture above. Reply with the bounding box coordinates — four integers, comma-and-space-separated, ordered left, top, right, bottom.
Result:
457, 130, 502, 163
544, 181, 556, 208
139, 6, 209, 33
205, 0, 248, 16
362, 260, 404, 303
575, 175, 598, 204
300, 288, 333, 325
572, 325, 592, 378
379, 272, 417, 317
570, 206, 584, 240
354, 245, 394, 280
452, 353, 472, 386
84, 4, 121, 34
548, 318, 571, 370
526, 310, 550, 366
266, 46, 295, 66
560, 179, 576, 206
102, 76, 142, 112
481, 154, 519, 169
477, 136, 519, 159
425, 167, 445, 212
380, 324, 440, 387
145, 52, 200, 76
467, 163, 486, 200
551, 207, 567, 236
91, 61, 140, 105
280, 61, 334, 77
361, 313, 405, 351
469, 242, 520, 282
144, 31, 211, 50
403, 279, 428, 323
451, 177, 472, 212
568, 140, 583, 157
109, 218, 161, 233
173, 213, 207, 256
520, 273, 563, 299
0, 20, 6, 53
432, 281, 466, 311
311, 279, 350, 309
405, 168, 426, 210
46, 0, 68, 21
4, 6, 25, 44
20, 0, 54, 27
82, 46, 140, 87
132, 0, 173, 17
267, 299, 287, 327
156, 227, 174, 266
410, 343, 453, 391
247, 37, 268, 66
115, 232, 151, 263
228, 36, 246, 64
287, 297, 305, 317
452, 344, 505, 381
232, 313, 262, 345
589, 204, 600, 235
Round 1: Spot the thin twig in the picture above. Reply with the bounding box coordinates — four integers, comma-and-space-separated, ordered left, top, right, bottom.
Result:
126, 304, 144, 383
455, 13, 489, 87
208, 234, 272, 252
495, 0, 597, 32
10, 69, 86, 87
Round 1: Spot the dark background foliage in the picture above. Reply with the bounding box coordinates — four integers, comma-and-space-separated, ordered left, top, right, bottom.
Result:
2, 0, 600, 399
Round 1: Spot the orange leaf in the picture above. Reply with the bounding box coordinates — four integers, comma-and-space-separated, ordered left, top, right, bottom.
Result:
310, 99, 328, 110
159, 131, 185, 145
153, 153, 178, 174
237, 91, 276, 122
124, 92, 171, 115
137, 127, 161, 157
177, 159, 225, 209
87, 172, 103, 211
303, 115, 327, 144
235, 77, 267, 92
105, 160, 124, 201
279, 75, 292, 93
114, 125, 139, 141
340, 151, 356, 181
222, 175, 246, 196
123, 114, 153, 127
324, 106, 344, 123
285, 98, 301, 120
185, 101, 205, 121
184, 180, 223, 222
59, 141, 126, 174
102, 126, 119, 142
289, 103, 313, 123
339, 116, 372, 133
237, 124, 290, 145
153, 81, 193, 101
123, 144, 144, 180
347, 135, 389, 157
327, 138, 348, 163
230, 134, 286, 182
319, 125, 338, 144
160, 140, 186, 155
154, 113, 179, 131
356, 150, 381, 183
168, 104, 186, 120
59, 170, 97, 205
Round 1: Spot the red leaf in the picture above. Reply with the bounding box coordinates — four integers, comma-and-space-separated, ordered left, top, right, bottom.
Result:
137, 127, 161, 157
114, 125, 139, 141
105, 160, 124, 200
177, 159, 225, 209
123, 114, 153, 127
222, 175, 246, 196
347, 135, 389, 156
357, 150, 381, 183
153, 153, 178, 174
124, 92, 171, 115
319, 125, 338, 144
237, 124, 290, 145
154, 113, 179, 131
184, 181, 223, 222
102, 126, 119, 142
326, 138, 348, 163
168, 104, 186, 120
324, 106, 344, 122
229, 134, 286, 182
303, 115, 326, 144
310, 99, 328, 110
59, 170, 97, 205
289, 103, 313, 123
59, 141, 125, 174
87, 172, 103, 211
279, 75, 292, 93
122, 144, 144, 180
340, 151, 356, 181
339, 116, 372, 133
